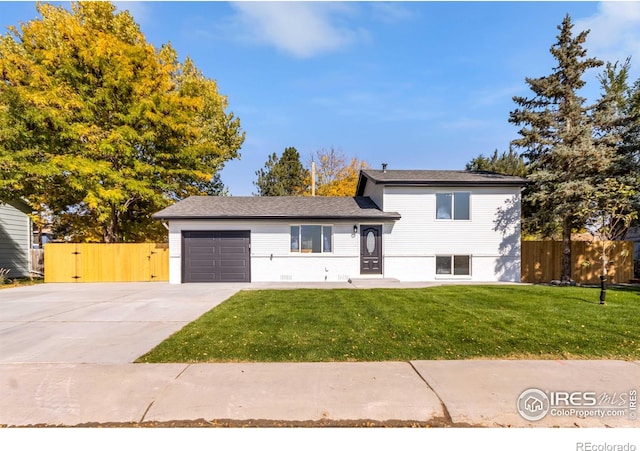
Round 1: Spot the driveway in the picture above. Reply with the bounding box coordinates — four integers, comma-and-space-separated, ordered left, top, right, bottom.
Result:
0, 283, 244, 363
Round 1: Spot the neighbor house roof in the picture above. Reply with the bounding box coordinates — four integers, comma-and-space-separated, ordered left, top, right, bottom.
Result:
356, 169, 528, 195
153, 196, 401, 220
1, 198, 32, 215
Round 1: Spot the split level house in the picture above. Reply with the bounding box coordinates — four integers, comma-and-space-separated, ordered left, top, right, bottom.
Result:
153, 169, 528, 284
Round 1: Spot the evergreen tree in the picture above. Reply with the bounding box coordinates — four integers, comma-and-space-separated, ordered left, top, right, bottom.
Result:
254, 147, 309, 196
584, 59, 640, 301
465, 148, 527, 177
509, 14, 606, 282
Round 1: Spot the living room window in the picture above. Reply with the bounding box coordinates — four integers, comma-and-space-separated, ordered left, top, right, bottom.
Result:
435, 255, 471, 276
290, 225, 332, 253
436, 192, 470, 220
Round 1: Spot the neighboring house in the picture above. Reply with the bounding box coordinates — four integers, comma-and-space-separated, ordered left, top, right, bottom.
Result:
32, 225, 55, 249
0, 199, 33, 278
153, 169, 527, 284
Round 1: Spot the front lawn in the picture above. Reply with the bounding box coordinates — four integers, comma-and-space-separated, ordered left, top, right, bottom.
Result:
137, 285, 640, 363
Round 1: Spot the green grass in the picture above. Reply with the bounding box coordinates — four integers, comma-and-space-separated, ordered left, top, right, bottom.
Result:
137, 285, 640, 363
0, 277, 44, 289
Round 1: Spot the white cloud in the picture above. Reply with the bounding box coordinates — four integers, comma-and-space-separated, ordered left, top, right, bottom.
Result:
114, 1, 152, 26
228, 2, 367, 58
575, 2, 640, 72
369, 2, 415, 24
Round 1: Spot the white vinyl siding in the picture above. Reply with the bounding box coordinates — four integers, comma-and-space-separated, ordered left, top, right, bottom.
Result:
362, 182, 384, 210
168, 219, 364, 283
382, 186, 521, 282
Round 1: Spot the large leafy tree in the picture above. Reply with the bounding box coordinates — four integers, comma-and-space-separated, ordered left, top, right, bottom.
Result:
254, 147, 309, 196
509, 15, 610, 282
0, 2, 244, 242
305, 147, 368, 197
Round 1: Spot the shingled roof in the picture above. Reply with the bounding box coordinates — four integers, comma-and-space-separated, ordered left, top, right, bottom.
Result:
356, 169, 528, 195
153, 196, 401, 220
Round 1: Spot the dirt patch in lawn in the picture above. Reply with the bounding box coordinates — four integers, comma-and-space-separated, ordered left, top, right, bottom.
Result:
3, 417, 479, 428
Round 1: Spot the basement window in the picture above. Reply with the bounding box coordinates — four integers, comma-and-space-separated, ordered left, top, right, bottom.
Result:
436, 255, 471, 276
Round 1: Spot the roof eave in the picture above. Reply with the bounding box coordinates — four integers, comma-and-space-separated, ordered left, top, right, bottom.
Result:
153, 214, 401, 221
5, 199, 32, 215
375, 180, 528, 187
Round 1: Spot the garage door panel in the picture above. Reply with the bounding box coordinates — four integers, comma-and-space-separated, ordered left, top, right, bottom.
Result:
219, 259, 247, 268
182, 231, 250, 283
220, 272, 247, 282
220, 246, 247, 254
188, 247, 216, 255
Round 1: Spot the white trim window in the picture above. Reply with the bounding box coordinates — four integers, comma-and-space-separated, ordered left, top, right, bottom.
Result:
436, 192, 470, 220
435, 255, 471, 276
290, 225, 333, 253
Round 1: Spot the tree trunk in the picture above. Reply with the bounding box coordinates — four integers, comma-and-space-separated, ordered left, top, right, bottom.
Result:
561, 217, 572, 282
37, 225, 43, 249
104, 205, 119, 243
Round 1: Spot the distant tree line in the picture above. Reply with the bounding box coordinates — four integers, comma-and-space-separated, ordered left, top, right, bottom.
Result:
254, 147, 367, 197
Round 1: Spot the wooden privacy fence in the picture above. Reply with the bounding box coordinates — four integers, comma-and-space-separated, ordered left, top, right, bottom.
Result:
521, 240, 634, 284
30, 249, 44, 275
44, 243, 169, 283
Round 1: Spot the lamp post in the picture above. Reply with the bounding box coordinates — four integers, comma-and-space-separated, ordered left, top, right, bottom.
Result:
599, 275, 606, 305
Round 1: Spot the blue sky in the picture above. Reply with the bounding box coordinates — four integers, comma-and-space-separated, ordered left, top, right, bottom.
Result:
3, 2, 640, 196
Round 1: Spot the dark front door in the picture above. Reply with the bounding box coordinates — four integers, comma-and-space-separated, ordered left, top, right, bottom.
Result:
182, 231, 251, 283
360, 225, 382, 274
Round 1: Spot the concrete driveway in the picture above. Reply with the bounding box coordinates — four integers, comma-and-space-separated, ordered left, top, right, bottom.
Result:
0, 283, 244, 363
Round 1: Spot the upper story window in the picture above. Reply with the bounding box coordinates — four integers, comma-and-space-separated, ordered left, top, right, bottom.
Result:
436, 192, 470, 220
290, 225, 332, 253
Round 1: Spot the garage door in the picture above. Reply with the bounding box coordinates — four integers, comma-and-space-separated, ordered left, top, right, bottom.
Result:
182, 231, 251, 283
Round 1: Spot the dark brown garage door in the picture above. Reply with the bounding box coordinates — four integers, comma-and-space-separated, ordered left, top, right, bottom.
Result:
182, 231, 251, 283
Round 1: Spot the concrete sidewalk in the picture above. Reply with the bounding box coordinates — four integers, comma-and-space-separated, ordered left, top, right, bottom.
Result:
1, 360, 638, 427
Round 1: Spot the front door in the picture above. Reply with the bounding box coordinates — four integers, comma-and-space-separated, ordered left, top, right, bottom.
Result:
360, 225, 382, 274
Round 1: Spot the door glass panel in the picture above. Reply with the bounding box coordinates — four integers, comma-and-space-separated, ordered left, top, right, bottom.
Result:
366, 230, 376, 254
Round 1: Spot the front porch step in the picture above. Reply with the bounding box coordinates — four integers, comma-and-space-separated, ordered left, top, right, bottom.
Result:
348, 278, 400, 286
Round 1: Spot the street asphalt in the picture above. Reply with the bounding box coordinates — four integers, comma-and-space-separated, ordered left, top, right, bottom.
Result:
1, 282, 638, 427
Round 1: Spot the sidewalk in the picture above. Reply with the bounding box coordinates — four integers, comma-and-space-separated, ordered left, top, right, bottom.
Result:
1, 360, 638, 427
